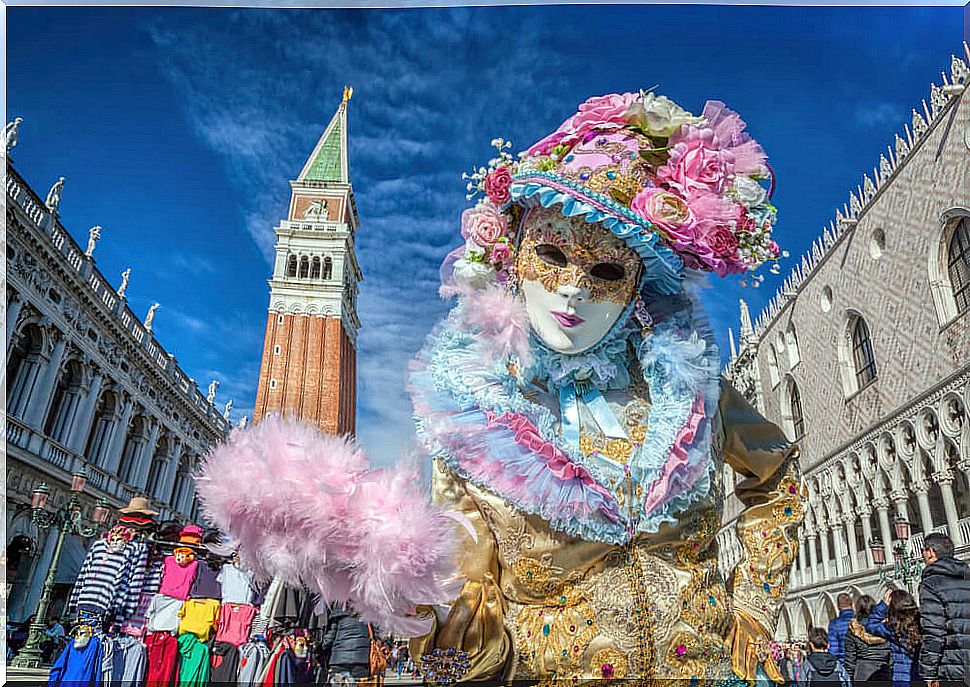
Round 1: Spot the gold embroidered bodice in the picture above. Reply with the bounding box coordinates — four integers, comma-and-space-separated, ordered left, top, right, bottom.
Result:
411, 382, 804, 683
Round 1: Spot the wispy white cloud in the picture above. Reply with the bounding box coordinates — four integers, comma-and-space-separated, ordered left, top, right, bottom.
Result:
144, 8, 581, 464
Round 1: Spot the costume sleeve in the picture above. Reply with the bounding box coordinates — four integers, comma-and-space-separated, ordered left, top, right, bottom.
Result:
409, 460, 511, 682
917, 579, 945, 679
719, 381, 804, 684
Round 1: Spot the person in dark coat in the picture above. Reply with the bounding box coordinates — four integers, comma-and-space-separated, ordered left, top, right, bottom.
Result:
843, 593, 891, 683
827, 593, 855, 665
918, 532, 970, 686
797, 627, 850, 686
866, 588, 922, 687
321, 605, 372, 685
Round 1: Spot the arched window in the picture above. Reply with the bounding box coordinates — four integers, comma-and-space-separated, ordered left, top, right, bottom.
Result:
145, 436, 170, 499
785, 323, 800, 367
44, 359, 84, 443
84, 390, 120, 467
323, 257, 333, 280
286, 254, 298, 278
851, 316, 877, 389
117, 415, 149, 485
947, 217, 970, 315
310, 256, 321, 279
767, 344, 780, 388
781, 376, 805, 441
7, 323, 44, 418
170, 453, 194, 510
298, 256, 309, 279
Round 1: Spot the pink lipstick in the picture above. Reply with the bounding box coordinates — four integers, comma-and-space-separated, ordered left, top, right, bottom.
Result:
552, 311, 585, 328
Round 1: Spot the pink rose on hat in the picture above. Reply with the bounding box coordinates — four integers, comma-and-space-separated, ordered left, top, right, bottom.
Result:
526, 92, 638, 157
631, 187, 695, 245
483, 166, 512, 205
489, 242, 512, 267
461, 201, 509, 247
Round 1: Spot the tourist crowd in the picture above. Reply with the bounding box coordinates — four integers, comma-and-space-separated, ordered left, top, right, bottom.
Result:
775, 532, 970, 686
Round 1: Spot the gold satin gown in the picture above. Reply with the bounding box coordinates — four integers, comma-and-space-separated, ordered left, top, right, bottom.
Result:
412, 382, 803, 684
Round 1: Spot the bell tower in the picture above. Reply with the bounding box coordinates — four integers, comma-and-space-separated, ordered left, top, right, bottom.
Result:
253, 89, 361, 434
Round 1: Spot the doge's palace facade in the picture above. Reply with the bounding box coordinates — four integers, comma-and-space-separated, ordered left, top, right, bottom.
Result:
720, 45, 970, 640
4, 131, 230, 622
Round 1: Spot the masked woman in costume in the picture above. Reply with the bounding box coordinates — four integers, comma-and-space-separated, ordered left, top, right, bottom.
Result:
406, 91, 803, 685
198, 90, 803, 686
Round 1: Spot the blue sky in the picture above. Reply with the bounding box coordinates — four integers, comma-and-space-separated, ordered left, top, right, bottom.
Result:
7, 5, 964, 465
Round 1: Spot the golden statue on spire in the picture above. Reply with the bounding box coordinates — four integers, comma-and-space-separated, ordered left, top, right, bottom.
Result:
343, 85, 353, 103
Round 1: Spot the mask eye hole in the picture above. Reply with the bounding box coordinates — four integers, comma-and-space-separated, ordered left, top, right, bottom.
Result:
589, 262, 626, 281
535, 244, 568, 267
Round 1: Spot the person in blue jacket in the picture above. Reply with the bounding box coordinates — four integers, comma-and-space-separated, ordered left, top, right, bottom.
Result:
827, 593, 855, 664
865, 587, 923, 687
48, 624, 102, 687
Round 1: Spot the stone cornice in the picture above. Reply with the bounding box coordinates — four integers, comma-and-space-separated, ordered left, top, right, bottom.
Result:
5, 165, 228, 443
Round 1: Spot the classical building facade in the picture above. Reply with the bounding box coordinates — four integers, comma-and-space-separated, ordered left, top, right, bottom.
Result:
253, 91, 361, 435
718, 44, 970, 641
5, 133, 230, 621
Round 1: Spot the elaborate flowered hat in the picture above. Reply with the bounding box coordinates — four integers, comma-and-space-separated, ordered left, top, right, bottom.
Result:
450, 90, 782, 294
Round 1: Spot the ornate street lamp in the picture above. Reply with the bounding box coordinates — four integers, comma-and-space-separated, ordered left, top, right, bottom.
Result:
11, 473, 111, 668
868, 516, 923, 594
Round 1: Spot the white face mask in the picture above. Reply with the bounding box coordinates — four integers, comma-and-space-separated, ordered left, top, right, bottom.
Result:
515, 208, 639, 354
293, 639, 309, 658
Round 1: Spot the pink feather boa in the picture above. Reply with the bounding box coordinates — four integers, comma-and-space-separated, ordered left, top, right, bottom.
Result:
460, 284, 533, 369
195, 415, 461, 636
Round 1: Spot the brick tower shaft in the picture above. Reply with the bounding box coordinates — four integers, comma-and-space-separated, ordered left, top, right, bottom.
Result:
253, 91, 361, 434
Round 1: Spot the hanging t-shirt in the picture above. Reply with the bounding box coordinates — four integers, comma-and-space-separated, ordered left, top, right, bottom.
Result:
188, 560, 221, 600
105, 634, 147, 686
177, 598, 220, 641
146, 594, 184, 634
176, 633, 210, 687
237, 641, 271, 687
214, 603, 258, 646
144, 631, 179, 687
218, 564, 259, 605
49, 635, 103, 687
209, 641, 240, 684
157, 557, 198, 600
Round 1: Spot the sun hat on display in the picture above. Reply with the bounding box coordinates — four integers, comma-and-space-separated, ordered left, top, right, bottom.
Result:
118, 496, 159, 516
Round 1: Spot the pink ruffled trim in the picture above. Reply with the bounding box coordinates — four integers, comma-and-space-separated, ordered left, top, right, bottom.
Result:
484, 410, 620, 522
640, 395, 706, 516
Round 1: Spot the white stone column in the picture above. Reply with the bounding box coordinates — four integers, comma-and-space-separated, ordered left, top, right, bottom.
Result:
67, 372, 103, 454
859, 506, 875, 568
102, 395, 134, 474
819, 525, 833, 581
912, 480, 935, 534
6, 295, 24, 350
796, 537, 808, 588
831, 522, 847, 577
935, 471, 963, 545
875, 499, 895, 555
806, 533, 819, 584
133, 420, 162, 491
843, 515, 861, 573
23, 335, 67, 428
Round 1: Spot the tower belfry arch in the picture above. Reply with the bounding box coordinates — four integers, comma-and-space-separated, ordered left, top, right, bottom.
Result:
253, 91, 361, 434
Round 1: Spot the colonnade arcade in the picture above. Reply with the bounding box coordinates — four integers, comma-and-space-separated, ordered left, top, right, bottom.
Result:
6, 293, 201, 516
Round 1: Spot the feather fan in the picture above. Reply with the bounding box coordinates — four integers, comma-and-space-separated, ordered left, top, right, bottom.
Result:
195, 415, 461, 635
